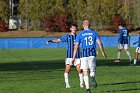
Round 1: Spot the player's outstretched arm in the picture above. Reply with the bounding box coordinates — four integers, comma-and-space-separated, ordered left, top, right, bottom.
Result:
96, 39, 106, 58
47, 39, 61, 44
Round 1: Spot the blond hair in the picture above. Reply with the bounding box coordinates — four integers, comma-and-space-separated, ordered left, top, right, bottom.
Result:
82, 20, 90, 27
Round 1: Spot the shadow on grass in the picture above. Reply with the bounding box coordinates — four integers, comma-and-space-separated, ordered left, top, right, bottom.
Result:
99, 81, 140, 92
97, 59, 140, 66
100, 88, 140, 92
0, 60, 65, 71
0, 59, 139, 71
99, 81, 140, 86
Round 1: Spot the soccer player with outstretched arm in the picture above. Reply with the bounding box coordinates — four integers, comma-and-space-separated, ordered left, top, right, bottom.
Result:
72, 20, 106, 93
47, 24, 84, 88
114, 24, 132, 63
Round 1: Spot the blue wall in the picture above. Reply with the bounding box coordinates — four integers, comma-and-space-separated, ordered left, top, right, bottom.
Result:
99, 36, 139, 48
0, 36, 139, 49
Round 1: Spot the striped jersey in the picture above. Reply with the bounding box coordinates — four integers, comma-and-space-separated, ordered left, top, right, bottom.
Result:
118, 28, 128, 44
75, 29, 100, 57
60, 34, 80, 58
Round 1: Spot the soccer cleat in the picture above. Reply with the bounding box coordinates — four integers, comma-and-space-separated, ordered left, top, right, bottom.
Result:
129, 60, 134, 66
86, 89, 91, 93
129, 60, 132, 64
114, 59, 120, 62
92, 80, 97, 88
66, 84, 70, 88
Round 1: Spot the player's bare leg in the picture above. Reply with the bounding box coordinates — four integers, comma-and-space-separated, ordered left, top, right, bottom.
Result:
115, 49, 122, 62
133, 52, 138, 65
83, 71, 91, 93
76, 64, 84, 88
125, 49, 132, 63
64, 64, 71, 88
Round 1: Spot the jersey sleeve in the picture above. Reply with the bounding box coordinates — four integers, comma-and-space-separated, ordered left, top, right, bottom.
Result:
118, 30, 123, 42
75, 33, 81, 43
138, 36, 140, 42
60, 34, 68, 42
95, 32, 100, 40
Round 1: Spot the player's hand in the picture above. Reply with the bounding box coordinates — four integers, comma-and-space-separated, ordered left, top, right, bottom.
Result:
47, 40, 53, 42
46, 41, 49, 44
46, 40, 53, 44
71, 58, 75, 65
102, 52, 106, 58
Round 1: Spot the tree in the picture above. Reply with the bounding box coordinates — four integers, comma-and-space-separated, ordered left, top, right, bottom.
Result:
18, 0, 65, 30
133, 0, 140, 27
68, 0, 138, 31
18, 0, 139, 31
67, 0, 120, 30
0, 0, 9, 21
67, 0, 89, 29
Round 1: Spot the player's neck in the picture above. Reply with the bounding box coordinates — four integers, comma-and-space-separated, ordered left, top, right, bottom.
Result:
120, 27, 124, 29
84, 28, 89, 30
71, 32, 76, 35
84, 27, 89, 30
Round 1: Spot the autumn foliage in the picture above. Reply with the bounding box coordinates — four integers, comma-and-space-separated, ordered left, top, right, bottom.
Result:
44, 12, 70, 32
0, 20, 8, 32
111, 14, 123, 32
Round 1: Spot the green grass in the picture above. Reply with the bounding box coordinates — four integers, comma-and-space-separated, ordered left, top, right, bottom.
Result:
0, 48, 140, 93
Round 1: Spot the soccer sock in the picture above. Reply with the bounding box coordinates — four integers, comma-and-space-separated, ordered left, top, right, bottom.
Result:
84, 76, 89, 89
126, 51, 132, 60
90, 72, 96, 82
134, 59, 137, 65
79, 73, 84, 85
90, 72, 96, 78
118, 51, 121, 59
64, 73, 69, 85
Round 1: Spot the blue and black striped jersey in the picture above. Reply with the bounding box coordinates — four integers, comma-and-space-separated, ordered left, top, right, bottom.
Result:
60, 34, 80, 58
75, 29, 100, 57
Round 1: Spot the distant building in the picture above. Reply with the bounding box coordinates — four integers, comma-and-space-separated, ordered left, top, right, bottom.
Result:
9, 0, 20, 30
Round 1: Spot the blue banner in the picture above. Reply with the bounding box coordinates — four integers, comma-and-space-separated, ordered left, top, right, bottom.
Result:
0, 36, 139, 49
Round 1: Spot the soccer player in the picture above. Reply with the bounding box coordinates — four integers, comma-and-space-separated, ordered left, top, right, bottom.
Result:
133, 31, 140, 65
72, 20, 106, 93
47, 24, 84, 88
114, 24, 132, 63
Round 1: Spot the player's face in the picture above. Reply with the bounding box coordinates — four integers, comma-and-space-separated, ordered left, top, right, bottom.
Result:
118, 26, 121, 29
118, 26, 123, 29
138, 31, 140, 35
70, 26, 77, 34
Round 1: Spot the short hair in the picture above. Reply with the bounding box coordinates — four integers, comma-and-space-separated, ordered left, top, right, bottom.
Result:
70, 23, 78, 28
118, 24, 126, 27
83, 20, 90, 27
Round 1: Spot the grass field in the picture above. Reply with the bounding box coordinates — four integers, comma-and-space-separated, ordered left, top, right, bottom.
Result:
0, 48, 140, 93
